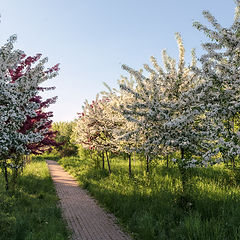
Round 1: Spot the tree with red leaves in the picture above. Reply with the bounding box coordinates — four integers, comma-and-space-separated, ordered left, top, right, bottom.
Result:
3, 53, 60, 188
0, 35, 60, 190
9, 54, 60, 155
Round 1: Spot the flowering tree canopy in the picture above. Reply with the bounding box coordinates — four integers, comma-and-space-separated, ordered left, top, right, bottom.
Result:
118, 33, 211, 168
0, 35, 59, 160
101, 80, 139, 155
75, 95, 117, 153
193, 1, 240, 165
9, 53, 59, 155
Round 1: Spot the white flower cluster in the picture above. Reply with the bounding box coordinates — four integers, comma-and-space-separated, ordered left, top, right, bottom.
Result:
118, 33, 209, 167
74, 94, 119, 152
75, 2, 240, 169
192, 1, 240, 166
0, 35, 58, 161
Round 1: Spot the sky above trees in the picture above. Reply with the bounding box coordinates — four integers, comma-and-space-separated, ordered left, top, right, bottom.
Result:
0, 0, 235, 122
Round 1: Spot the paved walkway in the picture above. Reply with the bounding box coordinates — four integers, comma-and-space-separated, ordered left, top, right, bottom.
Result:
46, 160, 132, 240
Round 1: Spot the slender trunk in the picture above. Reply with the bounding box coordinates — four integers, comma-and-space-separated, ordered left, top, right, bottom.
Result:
27, 155, 31, 164
225, 158, 228, 167
128, 153, 132, 177
3, 160, 9, 191
146, 155, 150, 173
180, 148, 187, 194
21, 155, 25, 171
12, 168, 19, 187
166, 154, 169, 168
232, 118, 235, 169
232, 157, 235, 169
12, 155, 20, 186
181, 148, 184, 160
102, 152, 105, 169
105, 151, 111, 174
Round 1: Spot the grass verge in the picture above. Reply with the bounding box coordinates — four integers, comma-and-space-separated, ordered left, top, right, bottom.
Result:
57, 156, 240, 240
0, 159, 70, 240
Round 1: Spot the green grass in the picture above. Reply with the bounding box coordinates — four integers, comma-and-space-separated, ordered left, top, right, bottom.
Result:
58, 156, 240, 240
0, 159, 70, 240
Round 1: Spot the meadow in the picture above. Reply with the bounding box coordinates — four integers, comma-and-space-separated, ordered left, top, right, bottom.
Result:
55, 155, 240, 240
0, 159, 70, 240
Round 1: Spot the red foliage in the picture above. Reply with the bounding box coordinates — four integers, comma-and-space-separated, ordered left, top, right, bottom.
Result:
9, 54, 60, 154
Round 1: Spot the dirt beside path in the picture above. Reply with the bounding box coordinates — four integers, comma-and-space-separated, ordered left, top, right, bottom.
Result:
46, 160, 132, 240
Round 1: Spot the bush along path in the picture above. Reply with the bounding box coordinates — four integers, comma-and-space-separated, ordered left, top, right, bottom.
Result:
46, 160, 132, 240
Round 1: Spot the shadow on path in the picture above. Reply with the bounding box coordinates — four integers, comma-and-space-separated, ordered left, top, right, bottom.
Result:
46, 160, 132, 240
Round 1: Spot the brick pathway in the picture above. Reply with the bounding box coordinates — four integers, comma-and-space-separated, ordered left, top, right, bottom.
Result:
46, 160, 132, 240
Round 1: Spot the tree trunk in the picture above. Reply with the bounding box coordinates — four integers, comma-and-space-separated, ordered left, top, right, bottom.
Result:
128, 153, 132, 177
232, 157, 235, 169
12, 168, 19, 188
181, 148, 184, 160
231, 118, 235, 169
102, 152, 105, 169
146, 155, 150, 173
180, 148, 187, 193
225, 158, 228, 167
105, 151, 111, 174
3, 160, 9, 191
11, 155, 20, 187
179, 147, 192, 207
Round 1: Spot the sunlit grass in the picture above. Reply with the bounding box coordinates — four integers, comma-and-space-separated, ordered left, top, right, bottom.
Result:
0, 160, 70, 240
58, 155, 240, 240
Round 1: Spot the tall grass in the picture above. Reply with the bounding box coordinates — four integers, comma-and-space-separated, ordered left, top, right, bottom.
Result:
58, 156, 240, 240
0, 159, 70, 240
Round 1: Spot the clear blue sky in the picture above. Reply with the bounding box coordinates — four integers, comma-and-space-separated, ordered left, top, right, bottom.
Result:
0, 0, 235, 122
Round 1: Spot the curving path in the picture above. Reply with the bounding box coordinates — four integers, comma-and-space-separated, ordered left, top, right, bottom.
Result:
46, 160, 132, 240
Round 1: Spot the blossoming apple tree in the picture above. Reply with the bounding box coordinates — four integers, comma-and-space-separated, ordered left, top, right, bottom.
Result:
75, 95, 119, 174
193, 0, 240, 168
102, 80, 140, 177
118, 33, 212, 198
0, 35, 59, 190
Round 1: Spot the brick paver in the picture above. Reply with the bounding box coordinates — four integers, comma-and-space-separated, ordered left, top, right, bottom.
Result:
46, 160, 132, 240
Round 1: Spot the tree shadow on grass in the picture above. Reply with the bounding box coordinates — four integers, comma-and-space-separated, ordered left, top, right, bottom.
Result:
0, 168, 69, 240
72, 162, 240, 240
